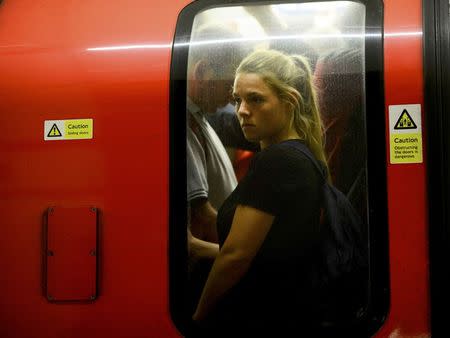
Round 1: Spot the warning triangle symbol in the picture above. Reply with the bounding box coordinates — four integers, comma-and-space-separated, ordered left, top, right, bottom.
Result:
47, 123, 62, 137
394, 109, 417, 130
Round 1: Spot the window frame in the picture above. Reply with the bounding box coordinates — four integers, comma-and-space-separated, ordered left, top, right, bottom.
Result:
169, 0, 388, 335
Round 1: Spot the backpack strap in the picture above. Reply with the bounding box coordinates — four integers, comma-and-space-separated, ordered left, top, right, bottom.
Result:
283, 140, 327, 180
346, 167, 365, 200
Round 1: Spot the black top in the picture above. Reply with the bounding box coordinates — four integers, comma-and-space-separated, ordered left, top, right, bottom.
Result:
211, 140, 323, 334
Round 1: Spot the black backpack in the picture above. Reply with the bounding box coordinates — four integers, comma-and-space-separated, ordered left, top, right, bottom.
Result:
285, 140, 368, 324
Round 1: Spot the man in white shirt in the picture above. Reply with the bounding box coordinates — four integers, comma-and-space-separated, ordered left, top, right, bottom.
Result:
186, 24, 246, 248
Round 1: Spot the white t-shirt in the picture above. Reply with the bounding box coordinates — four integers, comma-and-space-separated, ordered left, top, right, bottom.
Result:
186, 99, 237, 210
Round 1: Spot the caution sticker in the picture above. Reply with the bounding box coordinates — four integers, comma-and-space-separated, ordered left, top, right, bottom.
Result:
44, 119, 93, 141
389, 104, 422, 164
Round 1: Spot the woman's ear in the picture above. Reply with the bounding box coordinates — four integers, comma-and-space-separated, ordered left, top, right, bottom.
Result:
193, 60, 210, 81
283, 100, 296, 127
282, 100, 294, 116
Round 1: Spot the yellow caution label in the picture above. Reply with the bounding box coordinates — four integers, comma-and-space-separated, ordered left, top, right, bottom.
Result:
389, 104, 422, 164
390, 133, 422, 163
64, 119, 93, 139
44, 119, 93, 141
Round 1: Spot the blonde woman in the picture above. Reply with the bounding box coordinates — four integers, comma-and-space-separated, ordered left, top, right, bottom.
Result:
193, 49, 328, 335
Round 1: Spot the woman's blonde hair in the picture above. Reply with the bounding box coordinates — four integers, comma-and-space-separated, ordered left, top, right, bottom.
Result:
236, 49, 328, 173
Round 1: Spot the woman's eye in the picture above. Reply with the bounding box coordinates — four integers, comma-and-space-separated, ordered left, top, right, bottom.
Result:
251, 96, 263, 104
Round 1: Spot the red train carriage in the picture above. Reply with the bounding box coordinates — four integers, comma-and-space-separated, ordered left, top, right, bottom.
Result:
0, 0, 448, 337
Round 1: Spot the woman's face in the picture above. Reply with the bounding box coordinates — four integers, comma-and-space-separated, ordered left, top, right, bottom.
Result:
233, 72, 291, 148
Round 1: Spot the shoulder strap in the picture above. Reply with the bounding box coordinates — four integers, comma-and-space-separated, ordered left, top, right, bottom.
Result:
283, 140, 327, 180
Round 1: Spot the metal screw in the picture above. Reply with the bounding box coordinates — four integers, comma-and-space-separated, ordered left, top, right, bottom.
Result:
48, 295, 54, 301
47, 250, 54, 256
48, 207, 54, 213
90, 295, 96, 300
89, 250, 96, 256
90, 207, 96, 212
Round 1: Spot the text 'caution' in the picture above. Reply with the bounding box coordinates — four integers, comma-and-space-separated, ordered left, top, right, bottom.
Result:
44, 119, 93, 141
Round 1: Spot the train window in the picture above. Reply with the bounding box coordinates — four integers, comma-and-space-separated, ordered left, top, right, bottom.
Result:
170, 1, 388, 336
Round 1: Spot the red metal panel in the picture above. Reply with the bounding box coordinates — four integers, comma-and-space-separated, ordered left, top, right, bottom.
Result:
0, 0, 189, 337
375, 0, 431, 337
0, 0, 433, 337
46, 206, 97, 301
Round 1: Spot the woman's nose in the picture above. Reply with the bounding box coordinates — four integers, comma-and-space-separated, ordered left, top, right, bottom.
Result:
237, 101, 250, 117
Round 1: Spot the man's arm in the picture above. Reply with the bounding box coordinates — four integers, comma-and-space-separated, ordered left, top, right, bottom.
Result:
188, 199, 219, 265
190, 197, 218, 243
188, 228, 219, 261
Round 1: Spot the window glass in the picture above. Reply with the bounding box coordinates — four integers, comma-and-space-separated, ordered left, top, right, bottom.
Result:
180, 1, 377, 335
